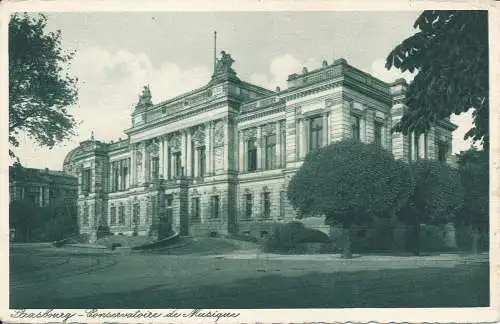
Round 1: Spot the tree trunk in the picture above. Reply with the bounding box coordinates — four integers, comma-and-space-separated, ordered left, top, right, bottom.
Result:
341, 225, 352, 259
471, 226, 479, 255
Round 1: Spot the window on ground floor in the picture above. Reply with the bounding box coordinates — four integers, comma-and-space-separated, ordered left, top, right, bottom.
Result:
132, 203, 140, 225
279, 191, 286, 220
118, 204, 125, 225
110, 206, 116, 225
263, 192, 271, 219
245, 193, 253, 220
210, 195, 220, 219
191, 197, 200, 222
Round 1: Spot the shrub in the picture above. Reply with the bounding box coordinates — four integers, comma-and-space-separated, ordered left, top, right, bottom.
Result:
261, 222, 331, 253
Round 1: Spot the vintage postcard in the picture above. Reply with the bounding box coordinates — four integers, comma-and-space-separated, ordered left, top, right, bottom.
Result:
1, 0, 498, 323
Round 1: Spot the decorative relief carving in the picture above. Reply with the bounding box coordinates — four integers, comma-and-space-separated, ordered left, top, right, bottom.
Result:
136, 150, 143, 166
244, 128, 257, 141
192, 126, 206, 148
262, 123, 276, 136
214, 120, 225, 147
168, 133, 181, 152
147, 141, 160, 157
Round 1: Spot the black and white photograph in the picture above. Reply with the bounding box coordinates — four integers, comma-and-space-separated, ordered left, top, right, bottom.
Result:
2, 1, 498, 322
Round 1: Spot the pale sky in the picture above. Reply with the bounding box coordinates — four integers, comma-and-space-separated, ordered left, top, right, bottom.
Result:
12, 11, 476, 170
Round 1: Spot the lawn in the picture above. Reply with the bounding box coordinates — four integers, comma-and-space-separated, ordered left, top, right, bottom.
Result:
10, 243, 489, 309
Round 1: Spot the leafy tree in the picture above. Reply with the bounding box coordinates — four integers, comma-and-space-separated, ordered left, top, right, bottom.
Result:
386, 10, 488, 146
287, 140, 412, 258
455, 148, 488, 253
399, 160, 464, 256
9, 13, 78, 158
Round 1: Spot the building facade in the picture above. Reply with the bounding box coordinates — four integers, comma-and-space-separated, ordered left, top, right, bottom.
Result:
63, 52, 456, 239
9, 164, 78, 207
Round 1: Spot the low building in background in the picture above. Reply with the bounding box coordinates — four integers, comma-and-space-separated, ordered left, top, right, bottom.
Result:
9, 164, 78, 207
63, 52, 457, 239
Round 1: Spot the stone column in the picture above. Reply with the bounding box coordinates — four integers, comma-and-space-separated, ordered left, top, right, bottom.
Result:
419, 133, 426, 159
181, 131, 187, 177
360, 115, 366, 143
238, 130, 244, 172
186, 130, 192, 177
127, 158, 131, 188
39, 186, 43, 207
323, 113, 329, 146
130, 145, 136, 186
256, 126, 262, 170
299, 119, 307, 158
275, 122, 281, 168
163, 135, 169, 179
194, 147, 199, 177
205, 122, 212, 175
159, 137, 164, 178
141, 143, 146, 184
109, 161, 114, 192
223, 117, 229, 172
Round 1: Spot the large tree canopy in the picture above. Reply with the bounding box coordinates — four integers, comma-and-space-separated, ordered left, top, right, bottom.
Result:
287, 140, 412, 257
9, 13, 79, 158
398, 159, 464, 255
386, 10, 488, 145
455, 148, 488, 253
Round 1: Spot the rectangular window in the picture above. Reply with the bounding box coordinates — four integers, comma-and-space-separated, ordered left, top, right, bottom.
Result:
122, 163, 128, 190
191, 197, 200, 222
352, 115, 361, 142
407, 134, 412, 162
118, 205, 125, 225
152, 156, 160, 180
110, 206, 116, 225
210, 195, 220, 219
265, 134, 276, 170
199, 146, 206, 177
263, 192, 271, 219
191, 142, 195, 177
83, 169, 91, 193
279, 191, 286, 220
113, 167, 119, 192
309, 116, 323, 152
245, 194, 253, 220
83, 203, 89, 225
414, 134, 420, 160
374, 122, 383, 146
247, 139, 257, 172
167, 149, 172, 179
133, 203, 140, 225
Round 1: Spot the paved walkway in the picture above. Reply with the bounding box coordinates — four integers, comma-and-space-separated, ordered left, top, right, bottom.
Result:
208, 250, 489, 262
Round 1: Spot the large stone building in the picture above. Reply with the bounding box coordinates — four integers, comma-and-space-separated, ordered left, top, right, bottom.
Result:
63, 52, 456, 239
